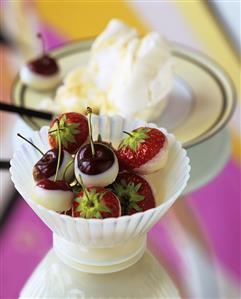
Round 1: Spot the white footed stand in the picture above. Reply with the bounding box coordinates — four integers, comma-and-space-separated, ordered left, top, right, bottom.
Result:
20, 236, 180, 298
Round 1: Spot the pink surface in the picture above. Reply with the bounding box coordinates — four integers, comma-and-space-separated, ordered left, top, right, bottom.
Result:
0, 200, 51, 299
188, 159, 241, 282
148, 218, 185, 280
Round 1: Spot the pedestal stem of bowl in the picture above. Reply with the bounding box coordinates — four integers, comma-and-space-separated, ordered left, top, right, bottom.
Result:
53, 233, 147, 274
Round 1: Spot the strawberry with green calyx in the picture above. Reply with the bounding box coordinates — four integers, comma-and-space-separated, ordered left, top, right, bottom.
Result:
73, 176, 121, 219
117, 127, 168, 174
48, 112, 89, 154
112, 172, 155, 215
74, 108, 119, 187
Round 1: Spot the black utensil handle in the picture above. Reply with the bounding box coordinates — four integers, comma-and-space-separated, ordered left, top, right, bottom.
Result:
0, 102, 53, 120
0, 160, 10, 169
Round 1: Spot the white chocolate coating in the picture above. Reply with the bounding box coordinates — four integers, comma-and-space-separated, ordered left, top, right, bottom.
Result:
134, 139, 169, 175
20, 64, 60, 91
74, 154, 119, 188
32, 187, 73, 212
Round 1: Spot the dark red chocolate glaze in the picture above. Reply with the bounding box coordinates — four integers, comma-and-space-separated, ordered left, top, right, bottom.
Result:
37, 179, 71, 191
77, 143, 114, 175
28, 55, 59, 76
33, 149, 63, 181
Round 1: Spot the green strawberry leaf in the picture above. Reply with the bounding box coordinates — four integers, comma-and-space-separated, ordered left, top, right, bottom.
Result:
119, 128, 150, 151
130, 202, 142, 212
113, 180, 144, 213
98, 204, 111, 213
95, 211, 102, 219
49, 115, 81, 148
74, 188, 111, 219
70, 123, 80, 129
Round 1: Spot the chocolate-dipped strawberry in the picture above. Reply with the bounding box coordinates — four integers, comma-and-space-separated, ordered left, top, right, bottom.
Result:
74, 108, 118, 187
48, 112, 89, 154
117, 127, 169, 174
32, 179, 73, 212
112, 172, 155, 215
73, 177, 121, 219
20, 33, 61, 90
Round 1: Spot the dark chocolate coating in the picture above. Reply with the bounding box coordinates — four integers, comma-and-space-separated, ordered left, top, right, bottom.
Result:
33, 149, 63, 181
28, 55, 59, 76
37, 179, 71, 191
77, 143, 114, 175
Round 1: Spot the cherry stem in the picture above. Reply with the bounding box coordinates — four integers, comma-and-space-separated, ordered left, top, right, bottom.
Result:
78, 175, 90, 201
123, 130, 133, 138
37, 32, 46, 55
62, 159, 74, 181
17, 133, 44, 156
54, 119, 61, 182
70, 179, 79, 188
87, 107, 95, 156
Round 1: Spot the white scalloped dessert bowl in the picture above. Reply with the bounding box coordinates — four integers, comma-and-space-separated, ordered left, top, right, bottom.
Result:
10, 114, 190, 273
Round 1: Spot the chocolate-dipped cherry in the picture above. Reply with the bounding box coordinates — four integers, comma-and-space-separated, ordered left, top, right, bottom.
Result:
75, 142, 118, 187
33, 148, 74, 183
32, 124, 74, 212
20, 33, 60, 91
74, 108, 118, 187
32, 179, 73, 212
17, 133, 74, 183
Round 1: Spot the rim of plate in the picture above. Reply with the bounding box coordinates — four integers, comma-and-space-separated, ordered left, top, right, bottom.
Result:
11, 39, 236, 149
